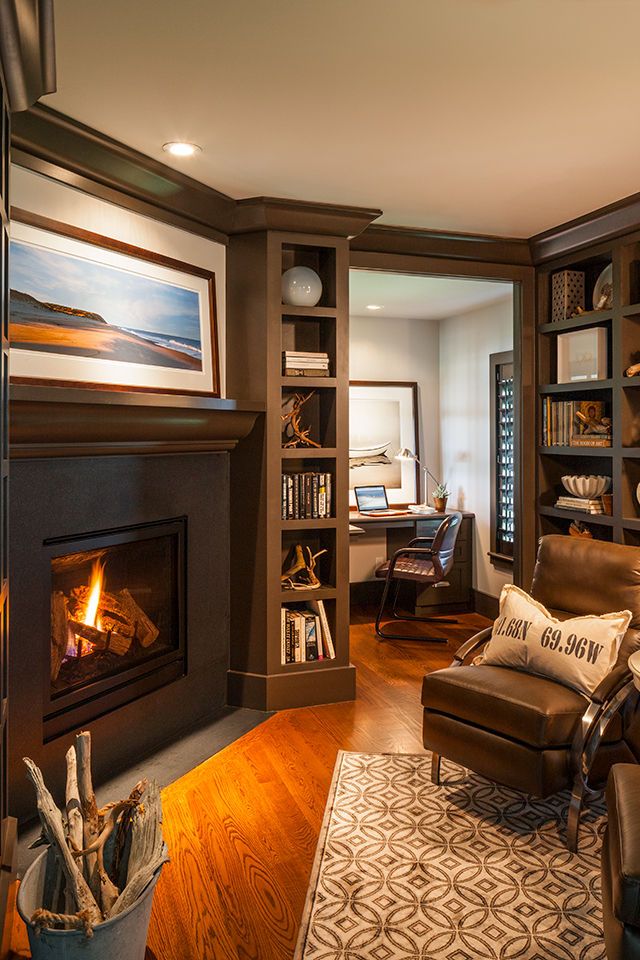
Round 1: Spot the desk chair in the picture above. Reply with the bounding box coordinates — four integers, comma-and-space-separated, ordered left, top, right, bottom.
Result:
374, 512, 463, 642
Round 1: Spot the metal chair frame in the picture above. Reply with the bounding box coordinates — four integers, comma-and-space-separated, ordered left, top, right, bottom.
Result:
375, 515, 461, 643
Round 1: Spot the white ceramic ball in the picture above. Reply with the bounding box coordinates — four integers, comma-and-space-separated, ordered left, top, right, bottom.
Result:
281, 266, 323, 307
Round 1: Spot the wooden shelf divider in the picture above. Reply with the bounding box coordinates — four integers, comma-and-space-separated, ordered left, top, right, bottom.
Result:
227, 230, 354, 711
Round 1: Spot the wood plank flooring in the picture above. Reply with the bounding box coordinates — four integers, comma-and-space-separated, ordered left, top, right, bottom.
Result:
10, 607, 490, 959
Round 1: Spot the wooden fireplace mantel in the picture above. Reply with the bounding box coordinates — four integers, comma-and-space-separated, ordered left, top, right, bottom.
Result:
9, 383, 264, 458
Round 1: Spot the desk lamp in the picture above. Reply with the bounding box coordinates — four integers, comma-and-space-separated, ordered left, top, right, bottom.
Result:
395, 448, 441, 507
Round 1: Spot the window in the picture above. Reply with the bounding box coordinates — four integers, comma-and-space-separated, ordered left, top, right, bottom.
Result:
490, 351, 514, 564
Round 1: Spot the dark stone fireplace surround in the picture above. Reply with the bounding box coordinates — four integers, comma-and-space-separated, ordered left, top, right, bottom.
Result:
8, 385, 262, 821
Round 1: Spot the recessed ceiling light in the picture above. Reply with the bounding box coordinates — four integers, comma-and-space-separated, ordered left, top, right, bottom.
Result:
162, 141, 202, 157
366, 304, 383, 310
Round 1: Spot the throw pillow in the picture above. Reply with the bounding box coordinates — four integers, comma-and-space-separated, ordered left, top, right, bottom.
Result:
481, 584, 552, 669
526, 610, 631, 696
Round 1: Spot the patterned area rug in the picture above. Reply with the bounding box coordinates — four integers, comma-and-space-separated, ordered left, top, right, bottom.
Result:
295, 752, 606, 960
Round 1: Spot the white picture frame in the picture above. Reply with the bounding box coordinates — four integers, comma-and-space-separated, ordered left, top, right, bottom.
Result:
557, 327, 608, 384
9, 215, 220, 395
349, 381, 419, 506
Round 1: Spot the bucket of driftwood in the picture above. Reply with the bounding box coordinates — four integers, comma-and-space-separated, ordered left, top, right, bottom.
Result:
17, 851, 163, 960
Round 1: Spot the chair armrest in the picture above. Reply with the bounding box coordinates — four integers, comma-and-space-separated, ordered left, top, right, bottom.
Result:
451, 626, 493, 665
591, 665, 633, 705
407, 537, 435, 547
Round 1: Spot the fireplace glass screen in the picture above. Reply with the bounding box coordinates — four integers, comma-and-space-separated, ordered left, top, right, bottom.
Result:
51, 531, 181, 699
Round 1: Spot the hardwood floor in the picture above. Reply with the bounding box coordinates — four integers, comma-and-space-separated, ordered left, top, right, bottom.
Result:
9, 607, 490, 959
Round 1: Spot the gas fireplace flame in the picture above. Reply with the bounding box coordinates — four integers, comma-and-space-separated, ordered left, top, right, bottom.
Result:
83, 560, 105, 630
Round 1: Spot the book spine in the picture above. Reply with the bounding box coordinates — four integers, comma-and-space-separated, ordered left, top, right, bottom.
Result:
305, 473, 312, 519
283, 368, 330, 378
305, 615, 318, 661
312, 473, 319, 519
317, 600, 335, 659
315, 614, 324, 659
318, 473, 325, 518
281, 607, 286, 664
287, 475, 293, 518
326, 474, 332, 517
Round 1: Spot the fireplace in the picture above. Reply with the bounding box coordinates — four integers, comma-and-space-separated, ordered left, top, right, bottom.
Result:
7, 385, 262, 822
48, 520, 185, 712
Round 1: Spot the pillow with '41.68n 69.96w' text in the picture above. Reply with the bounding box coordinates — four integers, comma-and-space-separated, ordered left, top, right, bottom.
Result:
480, 584, 631, 696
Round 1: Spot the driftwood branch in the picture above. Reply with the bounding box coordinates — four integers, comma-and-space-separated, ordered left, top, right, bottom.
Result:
23, 758, 102, 925
109, 780, 167, 918
75, 732, 101, 905
64, 746, 83, 914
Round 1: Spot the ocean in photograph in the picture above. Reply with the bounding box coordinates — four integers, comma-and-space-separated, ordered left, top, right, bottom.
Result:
9, 239, 203, 371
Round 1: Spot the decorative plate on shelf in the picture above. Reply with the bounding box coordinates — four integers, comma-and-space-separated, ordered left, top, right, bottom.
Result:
593, 264, 613, 311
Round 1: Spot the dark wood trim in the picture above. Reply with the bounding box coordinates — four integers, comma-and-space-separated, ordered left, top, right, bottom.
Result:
349, 379, 421, 500
0, 817, 17, 959
9, 383, 263, 458
350, 580, 383, 606
227, 665, 356, 712
530, 191, 640, 265
11, 106, 382, 244
352, 223, 532, 267
11, 104, 235, 242
473, 589, 499, 620
11, 207, 222, 397
349, 249, 537, 588
232, 196, 381, 239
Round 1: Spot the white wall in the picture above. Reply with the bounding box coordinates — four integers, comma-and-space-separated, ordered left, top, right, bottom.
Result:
439, 295, 513, 597
10, 166, 227, 394
349, 314, 440, 582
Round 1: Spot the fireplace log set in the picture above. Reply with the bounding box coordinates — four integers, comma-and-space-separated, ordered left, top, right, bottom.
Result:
51, 586, 160, 682
23, 730, 168, 935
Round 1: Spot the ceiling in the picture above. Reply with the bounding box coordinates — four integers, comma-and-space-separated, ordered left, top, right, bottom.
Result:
44, 0, 640, 238
349, 270, 512, 320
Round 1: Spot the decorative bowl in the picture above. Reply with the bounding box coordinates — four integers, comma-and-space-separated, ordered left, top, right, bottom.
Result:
281, 266, 323, 306
561, 475, 610, 498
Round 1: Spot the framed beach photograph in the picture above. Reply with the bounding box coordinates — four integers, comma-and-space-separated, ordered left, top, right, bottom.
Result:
9, 212, 220, 395
349, 381, 420, 506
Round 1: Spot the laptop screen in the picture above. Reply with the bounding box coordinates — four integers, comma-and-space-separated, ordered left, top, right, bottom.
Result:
355, 485, 389, 512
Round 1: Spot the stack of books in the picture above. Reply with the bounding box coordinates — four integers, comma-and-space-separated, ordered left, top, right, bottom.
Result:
555, 495, 604, 515
281, 600, 336, 664
282, 351, 330, 377
282, 472, 332, 519
541, 398, 612, 447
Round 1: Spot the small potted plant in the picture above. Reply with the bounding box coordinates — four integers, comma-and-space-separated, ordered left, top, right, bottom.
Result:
433, 482, 450, 513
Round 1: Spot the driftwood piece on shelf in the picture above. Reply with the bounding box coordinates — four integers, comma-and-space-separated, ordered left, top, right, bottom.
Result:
281, 545, 327, 590
281, 391, 320, 448
75, 732, 101, 905
109, 780, 167, 918
23, 758, 102, 925
118, 589, 159, 648
626, 362, 640, 378
51, 591, 69, 682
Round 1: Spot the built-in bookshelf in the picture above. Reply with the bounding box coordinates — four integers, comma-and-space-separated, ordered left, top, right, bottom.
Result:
227, 230, 354, 710
536, 234, 640, 547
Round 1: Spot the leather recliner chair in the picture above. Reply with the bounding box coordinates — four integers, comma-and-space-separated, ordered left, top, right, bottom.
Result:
422, 535, 640, 849
602, 764, 640, 960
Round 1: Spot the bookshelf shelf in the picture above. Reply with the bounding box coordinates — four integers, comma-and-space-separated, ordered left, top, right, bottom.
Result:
538, 505, 615, 527
281, 376, 337, 388
538, 380, 613, 395
536, 233, 640, 548
281, 518, 337, 529
538, 446, 614, 457
281, 304, 338, 318
281, 447, 337, 459
280, 586, 337, 601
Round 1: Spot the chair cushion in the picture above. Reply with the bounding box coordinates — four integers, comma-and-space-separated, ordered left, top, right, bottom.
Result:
605, 764, 640, 929
422, 664, 589, 748
375, 557, 437, 583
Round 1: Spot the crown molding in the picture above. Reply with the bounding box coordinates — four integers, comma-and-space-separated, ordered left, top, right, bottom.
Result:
529, 191, 640, 264
11, 104, 236, 242
232, 195, 382, 239
351, 223, 532, 267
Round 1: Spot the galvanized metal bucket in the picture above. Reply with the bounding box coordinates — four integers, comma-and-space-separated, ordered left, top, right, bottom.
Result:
17, 850, 163, 960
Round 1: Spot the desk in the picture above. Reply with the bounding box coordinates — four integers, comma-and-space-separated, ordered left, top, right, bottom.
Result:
349, 511, 475, 613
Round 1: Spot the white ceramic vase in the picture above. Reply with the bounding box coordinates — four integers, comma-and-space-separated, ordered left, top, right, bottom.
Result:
281, 266, 322, 307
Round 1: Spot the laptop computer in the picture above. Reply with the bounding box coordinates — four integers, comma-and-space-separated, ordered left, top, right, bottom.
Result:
354, 485, 408, 517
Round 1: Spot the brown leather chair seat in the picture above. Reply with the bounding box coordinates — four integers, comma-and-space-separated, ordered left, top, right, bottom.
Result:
602, 764, 640, 959
375, 557, 436, 582
423, 665, 589, 748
